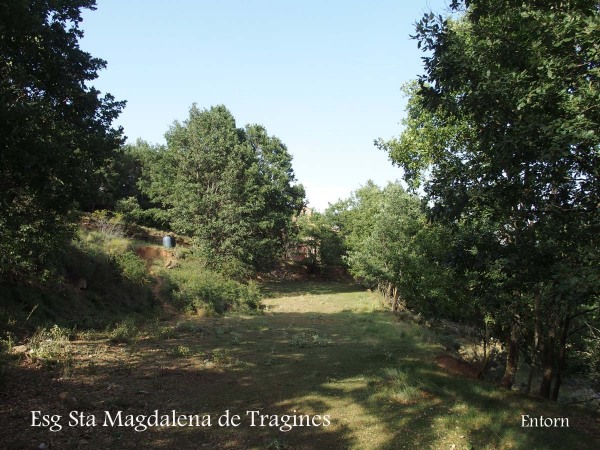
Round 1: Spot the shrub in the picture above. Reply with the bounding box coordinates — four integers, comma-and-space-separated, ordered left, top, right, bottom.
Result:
0, 331, 16, 386
69, 229, 151, 292
89, 210, 125, 238
26, 325, 75, 376
105, 237, 131, 255
113, 251, 149, 286
165, 256, 261, 314
109, 318, 140, 344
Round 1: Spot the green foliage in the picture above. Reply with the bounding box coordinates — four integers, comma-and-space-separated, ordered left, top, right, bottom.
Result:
380, 0, 600, 395
329, 180, 382, 255
0, 228, 155, 336
293, 210, 345, 270
71, 228, 150, 290
109, 318, 140, 344
164, 253, 261, 315
325, 181, 465, 318
0, 0, 125, 277
113, 251, 150, 286
0, 331, 15, 386
89, 210, 125, 238
575, 305, 600, 385
26, 325, 76, 376
124, 105, 305, 273
110, 140, 173, 228
344, 183, 423, 286
28, 325, 71, 358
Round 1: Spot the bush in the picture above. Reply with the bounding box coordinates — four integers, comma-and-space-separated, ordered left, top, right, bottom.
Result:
89, 210, 125, 238
578, 323, 600, 386
0, 331, 16, 386
115, 197, 171, 229
165, 255, 261, 314
109, 318, 140, 344
0, 229, 156, 331
69, 229, 149, 288
27, 325, 75, 376
113, 252, 149, 286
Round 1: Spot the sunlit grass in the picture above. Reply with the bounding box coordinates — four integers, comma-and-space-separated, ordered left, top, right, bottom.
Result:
3, 281, 596, 449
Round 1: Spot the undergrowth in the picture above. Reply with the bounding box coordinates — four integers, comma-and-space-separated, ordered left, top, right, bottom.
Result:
0, 220, 264, 385
0, 226, 156, 337
161, 253, 261, 315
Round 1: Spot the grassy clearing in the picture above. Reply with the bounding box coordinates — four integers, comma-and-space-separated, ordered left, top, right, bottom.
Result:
0, 281, 597, 449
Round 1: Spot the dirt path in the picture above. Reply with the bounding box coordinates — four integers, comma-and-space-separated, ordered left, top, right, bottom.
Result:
0, 282, 596, 449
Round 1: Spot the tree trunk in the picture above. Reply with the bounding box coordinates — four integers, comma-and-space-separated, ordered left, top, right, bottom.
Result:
551, 316, 570, 401
538, 294, 558, 399
391, 287, 399, 312
526, 350, 535, 394
527, 294, 542, 393
539, 330, 555, 399
500, 320, 520, 389
385, 282, 393, 303
477, 318, 491, 379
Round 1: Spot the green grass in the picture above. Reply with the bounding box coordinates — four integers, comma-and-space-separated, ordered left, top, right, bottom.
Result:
0, 229, 157, 336
1, 281, 597, 449
161, 254, 261, 314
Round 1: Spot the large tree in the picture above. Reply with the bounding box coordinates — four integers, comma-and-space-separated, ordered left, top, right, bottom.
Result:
327, 182, 462, 317
382, 0, 600, 397
0, 0, 125, 276
137, 105, 305, 273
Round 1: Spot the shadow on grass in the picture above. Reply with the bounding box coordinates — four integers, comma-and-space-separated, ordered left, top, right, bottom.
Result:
1, 282, 597, 449
260, 280, 364, 298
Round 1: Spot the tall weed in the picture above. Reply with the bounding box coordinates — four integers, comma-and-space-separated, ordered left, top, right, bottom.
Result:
28, 325, 75, 376
109, 318, 140, 344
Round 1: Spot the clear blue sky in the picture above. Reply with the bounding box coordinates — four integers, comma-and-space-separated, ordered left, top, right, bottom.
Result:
81, 0, 451, 210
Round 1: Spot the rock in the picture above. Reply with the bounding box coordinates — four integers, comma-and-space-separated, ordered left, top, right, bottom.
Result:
10, 345, 28, 355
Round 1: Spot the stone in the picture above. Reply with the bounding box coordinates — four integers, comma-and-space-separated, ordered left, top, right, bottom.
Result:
10, 345, 28, 355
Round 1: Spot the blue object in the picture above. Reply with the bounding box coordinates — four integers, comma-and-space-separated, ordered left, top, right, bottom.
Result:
163, 235, 176, 248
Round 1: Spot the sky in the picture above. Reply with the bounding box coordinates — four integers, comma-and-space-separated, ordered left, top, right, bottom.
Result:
80, 0, 451, 211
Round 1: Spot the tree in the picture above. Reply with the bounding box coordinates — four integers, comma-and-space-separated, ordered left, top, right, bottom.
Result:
0, 0, 125, 276
293, 209, 345, 271
139, 105, 305, 273
107, 139, 173, 228
243, 123, 307, 268
383, 0, 600, 397
329, 181, 462, 315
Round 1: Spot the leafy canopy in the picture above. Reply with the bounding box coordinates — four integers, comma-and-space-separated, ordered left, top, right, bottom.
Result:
0, 0, 125, 276
128, 105, 305, 273
381, 0, 600, 394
